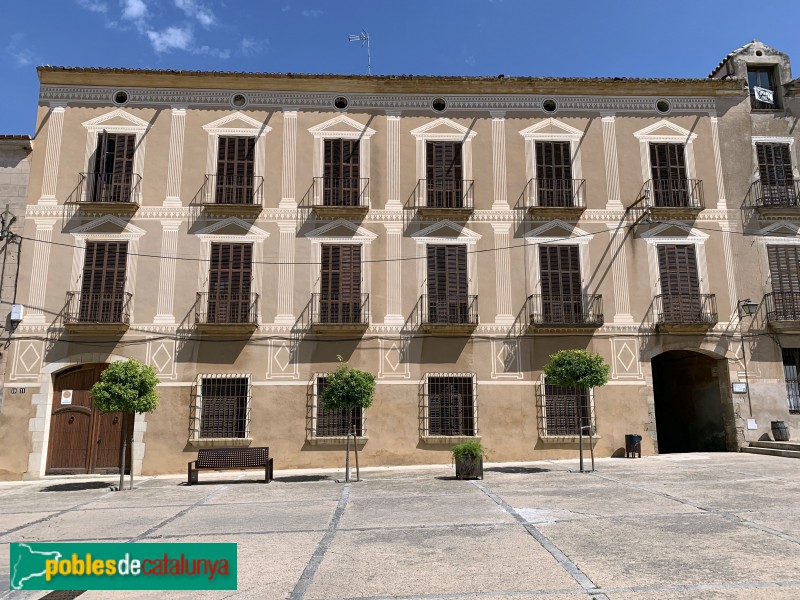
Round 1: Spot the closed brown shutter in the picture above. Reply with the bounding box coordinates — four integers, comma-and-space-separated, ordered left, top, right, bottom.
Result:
428, 376, 475, 436
200, 377, 249, 438
757, 143, 795, 206
323, 139, 360, 206
215, 137, 255, 204
92, 133, 136, 202
768, 245, 800, 319
80, 241, 128, 322
426, 141, 463, 208
427, 245, 468, 323
316, 376, 363, 436
320, 244, 362, 323
539, 245, 582, 323
650, 143, 688, 207
657, 244, 700, 321
208, 243, 253, 323
535, 141, 573, 207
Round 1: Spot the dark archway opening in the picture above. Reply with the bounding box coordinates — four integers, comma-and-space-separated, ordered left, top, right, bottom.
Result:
652, 350, 727, 453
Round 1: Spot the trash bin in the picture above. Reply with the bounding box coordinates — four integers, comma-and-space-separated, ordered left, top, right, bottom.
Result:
625, 434, 642, 458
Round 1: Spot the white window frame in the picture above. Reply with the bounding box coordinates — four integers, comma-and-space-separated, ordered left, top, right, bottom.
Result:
189, 373, 253, 447
307, 115, 376, 207
751, 136, 798, 182
519, 118, 585, 186
524, 220, 593, 299
410, 118, 477, 191
640, 221, 710, 297
538, 373, 596, 442
420, 372, 479, 444
633, 119, 698, 185
411, 220, 482, 299
81, 109, 151, 204
308, 373, 367, 444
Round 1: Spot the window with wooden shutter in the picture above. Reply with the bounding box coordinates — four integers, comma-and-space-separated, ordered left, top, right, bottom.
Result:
768, 245, 800, 319
757, 143, 796, 206
649, 143, 689, 207
91, 133, 136, 202
323, 139, 360, 206
320, 244, 362, 323
208, 243, 253, 324
314, 376, 364, 437
426, 141, 463, 208
427, 244, 468, 324
215, 136, 255, 204
539, 245, 582, 324
657, 244, 701, 322
781, 349, 800, 413
199, 376, 250, 438
543, 384, 592, 436
80, 241, 128, 322
535, 141, 574, 207
427, 375, 475, 436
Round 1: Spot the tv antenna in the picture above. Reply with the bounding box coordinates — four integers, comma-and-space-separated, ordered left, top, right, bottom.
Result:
348, 30, 372, 75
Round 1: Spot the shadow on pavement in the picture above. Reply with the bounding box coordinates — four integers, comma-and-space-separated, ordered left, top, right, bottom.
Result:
484, 467, 551, 474
39, 482, 114, 492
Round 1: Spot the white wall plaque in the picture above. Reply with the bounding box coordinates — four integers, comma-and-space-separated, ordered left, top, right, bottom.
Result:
60, 390, 73, 405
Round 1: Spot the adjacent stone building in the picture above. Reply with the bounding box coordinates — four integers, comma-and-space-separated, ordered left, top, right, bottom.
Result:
2, 41, 798, 479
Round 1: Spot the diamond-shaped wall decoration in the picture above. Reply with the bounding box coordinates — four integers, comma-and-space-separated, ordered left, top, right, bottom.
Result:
611, 338, 643, 379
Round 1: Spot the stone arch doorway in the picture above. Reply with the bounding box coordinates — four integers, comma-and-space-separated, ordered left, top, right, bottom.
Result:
46, 363, 132, 475
652, 350, 729, 453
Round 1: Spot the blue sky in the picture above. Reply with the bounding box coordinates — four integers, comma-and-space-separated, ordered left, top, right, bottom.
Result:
3, 1, 800, 134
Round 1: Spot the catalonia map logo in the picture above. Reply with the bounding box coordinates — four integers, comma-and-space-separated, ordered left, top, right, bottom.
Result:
10, 542, 237, 590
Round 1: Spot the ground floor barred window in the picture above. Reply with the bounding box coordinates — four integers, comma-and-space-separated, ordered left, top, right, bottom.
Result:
195, 375, 251, 439
312, 376, 364, 438
424, 374, 477, 437
538, 383, 594, 437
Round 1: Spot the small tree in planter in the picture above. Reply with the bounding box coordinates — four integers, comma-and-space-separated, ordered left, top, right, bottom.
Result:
321, 356, 376, 483
91, 359, 159, 491
451, 440, 485, 480
543, 349, 609, 471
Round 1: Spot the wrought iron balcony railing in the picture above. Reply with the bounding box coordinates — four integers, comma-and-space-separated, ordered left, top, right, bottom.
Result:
765, 292, 800, 322
311, 177, 369, 209
527, 294, 603, 328
643, 178, 704, 211
195, 292, 259, 326
412, 179, 475, 212
310, 293, 370, 328
64, 291, 132, 327
198, 174, 264, 208
419, 294, 479, 327
76, 172, 141, 205
744, 180, 800, 210
654, 293, 717, 328
523, 178, 586, 211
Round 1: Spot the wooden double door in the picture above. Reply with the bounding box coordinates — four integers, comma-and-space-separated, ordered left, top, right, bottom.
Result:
46, 364, 132, 475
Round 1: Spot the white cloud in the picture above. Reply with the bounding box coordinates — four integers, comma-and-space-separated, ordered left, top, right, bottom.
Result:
76, 0, 108, 13
302, 9, 323, 17
240, 37, 266, 56
173, 0, 216, 28
281, 5, 290, 11
193, 45, 231, 59
146, 25, 193, 52
5, 33, 41, 68
121, 0, 148, 24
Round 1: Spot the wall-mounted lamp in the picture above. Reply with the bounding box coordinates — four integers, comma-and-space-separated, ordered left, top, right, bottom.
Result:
737, 299, 759, 318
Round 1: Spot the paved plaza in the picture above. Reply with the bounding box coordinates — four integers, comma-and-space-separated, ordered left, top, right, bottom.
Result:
2, 453, 800, 599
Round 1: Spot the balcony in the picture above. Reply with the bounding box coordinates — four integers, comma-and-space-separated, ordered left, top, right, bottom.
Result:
410, 179, 474, 218
72, 172, 141, 212
765, 292, 800, 332
194, 292, 259, 335
654, 293, 717, 332
63, 291, 132, 334
310, 177, 369, 218
196, 174, 264, 216
309, 293, 370, 333
417, 294, 478, 335
642, 178, 704, 218
522, 178, 586, 219
527, 294, 603, 331
744, 180, 800, 216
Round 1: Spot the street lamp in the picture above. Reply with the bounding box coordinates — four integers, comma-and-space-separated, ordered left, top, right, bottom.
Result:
736, 298, 759, 425
737, 299, 759, 318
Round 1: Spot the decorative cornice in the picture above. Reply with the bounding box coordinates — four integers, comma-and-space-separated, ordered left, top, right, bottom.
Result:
40, 85, 720, 114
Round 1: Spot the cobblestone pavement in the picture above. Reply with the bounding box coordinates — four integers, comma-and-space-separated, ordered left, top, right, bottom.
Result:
2, 453, 800, 599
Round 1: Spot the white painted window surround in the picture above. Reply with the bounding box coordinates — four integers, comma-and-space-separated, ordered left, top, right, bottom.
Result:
410, 118, 477, 188
518, 118, 585, 183
411, 220, 482, 298
633, 119, 698, 185
524, 220, 593, 297
640, 221, 710, 296
751, 136, 798, 181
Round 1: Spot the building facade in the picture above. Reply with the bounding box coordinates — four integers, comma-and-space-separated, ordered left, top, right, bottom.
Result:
2, 42, 799, 479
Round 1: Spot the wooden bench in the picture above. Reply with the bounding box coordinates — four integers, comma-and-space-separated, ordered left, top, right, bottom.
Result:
187, 447, 273, 485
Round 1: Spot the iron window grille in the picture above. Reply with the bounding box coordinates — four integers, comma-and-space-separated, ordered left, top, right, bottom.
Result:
190, 374, 252, 440
781, 349, 800, 414
420, 374, 478, 438
536, 378, 596, 438
307, 375, 365, 439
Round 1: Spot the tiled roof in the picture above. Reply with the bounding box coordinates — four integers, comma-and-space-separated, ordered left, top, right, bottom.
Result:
0, 135, 32, 140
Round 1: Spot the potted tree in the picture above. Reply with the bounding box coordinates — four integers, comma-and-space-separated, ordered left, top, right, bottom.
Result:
451, 440, 485, 480
91, 358, 159, 491
543, 349, 609, 471
321, 355, 376, 483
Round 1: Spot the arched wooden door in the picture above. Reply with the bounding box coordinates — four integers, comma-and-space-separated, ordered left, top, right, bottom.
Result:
46, 364, 132, 475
